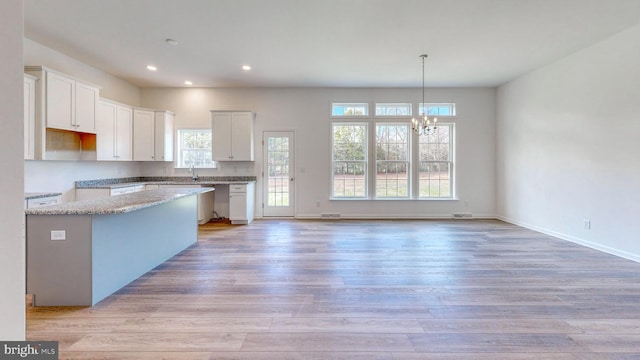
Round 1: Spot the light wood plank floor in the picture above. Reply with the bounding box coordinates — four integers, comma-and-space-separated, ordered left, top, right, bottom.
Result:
27, 219, 640, 359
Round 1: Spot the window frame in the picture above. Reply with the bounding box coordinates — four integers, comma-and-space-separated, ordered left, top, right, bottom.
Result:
375, 122, 411, 199
330, 122, 369, 199
416, 122, 455, 199
175, 128, 216, 169
330, 103, 456, 201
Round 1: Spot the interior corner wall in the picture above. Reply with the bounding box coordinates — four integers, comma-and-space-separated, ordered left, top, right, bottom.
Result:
141, 86, 496, 219
0, 0, 26, 340
496, 24, 640, 261
23, 38, 141, 105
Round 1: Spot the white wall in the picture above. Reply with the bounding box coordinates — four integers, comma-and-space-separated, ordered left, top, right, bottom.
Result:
24, 161, 142, 202
24, 38, 141, 105
496, 24, 640, 261
141, 86, 496, 218
24, 39, 144, 200
0, 0, 25, 340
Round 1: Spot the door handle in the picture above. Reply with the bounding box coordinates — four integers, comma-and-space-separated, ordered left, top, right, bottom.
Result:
290, 177, 295, 181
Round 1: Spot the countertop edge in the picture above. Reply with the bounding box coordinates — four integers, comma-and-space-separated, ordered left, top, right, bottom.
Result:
25, 188, 213, 216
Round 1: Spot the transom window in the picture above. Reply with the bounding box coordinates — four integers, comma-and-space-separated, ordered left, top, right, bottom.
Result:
419, 103, 456, 117
375, 103, 412, 117
176, 129, 215, 168
331, 103, 369, 117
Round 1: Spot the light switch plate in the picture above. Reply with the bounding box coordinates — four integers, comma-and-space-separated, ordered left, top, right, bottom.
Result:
50, 230, 66, 240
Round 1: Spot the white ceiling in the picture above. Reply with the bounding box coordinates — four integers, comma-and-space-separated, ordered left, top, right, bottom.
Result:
24, 0, 640, 88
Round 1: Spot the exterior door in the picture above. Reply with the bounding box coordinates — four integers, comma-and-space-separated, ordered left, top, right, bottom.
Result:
263, 131, 295, 217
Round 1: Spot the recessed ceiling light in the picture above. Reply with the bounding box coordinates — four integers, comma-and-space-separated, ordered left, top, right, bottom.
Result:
242, 65, 251, 71
165, 38, 179, 46
184, 80, 193, 85
146, 65, 157, 71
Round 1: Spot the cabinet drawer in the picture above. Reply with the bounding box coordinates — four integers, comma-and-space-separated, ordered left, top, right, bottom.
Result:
229, 184, 246, 193
110, 185, 144, 196
27, 196, 61, 208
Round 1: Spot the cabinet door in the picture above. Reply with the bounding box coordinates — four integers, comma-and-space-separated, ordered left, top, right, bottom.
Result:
46, 72, 75, 131
115, 106, 133, 160
133, 109, 155, 161
24, 76, 36, 160
212, 112, 232, 160
75, 82, 98, 133
229, 192, 247, 221
97, 101, 116, 160
231, 112, 254, 161
154, 111, 174, 161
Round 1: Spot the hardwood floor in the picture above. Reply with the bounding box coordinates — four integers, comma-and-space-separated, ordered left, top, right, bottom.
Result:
26, 219, 640, 359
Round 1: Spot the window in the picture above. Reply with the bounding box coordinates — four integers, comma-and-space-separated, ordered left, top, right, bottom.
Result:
176, 129, 215, 168
330, 102, 455, 200
419, 124, 453, 198
331, 103, 369, 117
419, 103, 456, 117
375, 103, 412, 117
376, 124, 410, 198
332, 123, 367, 198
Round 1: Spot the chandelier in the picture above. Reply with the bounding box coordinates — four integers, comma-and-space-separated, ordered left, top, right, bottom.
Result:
411, 54, 437, 135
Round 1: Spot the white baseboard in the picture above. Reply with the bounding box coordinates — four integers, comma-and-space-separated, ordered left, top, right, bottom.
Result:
294, 213, 497, 220
497, 215, 640, 264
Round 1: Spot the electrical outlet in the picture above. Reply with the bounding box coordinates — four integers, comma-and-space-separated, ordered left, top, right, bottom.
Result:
50, 230, 66, 240
583, 220, 591, 230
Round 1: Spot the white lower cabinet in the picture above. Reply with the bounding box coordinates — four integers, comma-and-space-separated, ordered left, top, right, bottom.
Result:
229, 182, 255, 225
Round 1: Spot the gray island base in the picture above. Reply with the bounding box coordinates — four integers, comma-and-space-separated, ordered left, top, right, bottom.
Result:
26, 188, 212, 306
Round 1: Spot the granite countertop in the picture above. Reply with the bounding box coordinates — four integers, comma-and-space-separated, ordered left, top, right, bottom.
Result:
75, 176, 257, 189
25, 192, 63, 200
25, 188, 213, 216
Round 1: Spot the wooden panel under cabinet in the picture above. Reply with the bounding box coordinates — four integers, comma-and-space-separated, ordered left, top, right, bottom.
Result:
98, 99, 133, 161
211, 111, 254, 161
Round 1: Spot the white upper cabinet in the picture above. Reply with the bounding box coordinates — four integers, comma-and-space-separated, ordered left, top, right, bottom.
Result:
211, 111, 255, 161
133, 108, 155, 161
74, 81, 99, 133
133, 108, 175, 161
97, 99, 133, 161
24, 74, 37, 160
154, 111, 175, 162
25, 66, 99, 134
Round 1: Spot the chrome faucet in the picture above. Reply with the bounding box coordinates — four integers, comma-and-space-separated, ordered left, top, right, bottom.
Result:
189, 164, 199, 181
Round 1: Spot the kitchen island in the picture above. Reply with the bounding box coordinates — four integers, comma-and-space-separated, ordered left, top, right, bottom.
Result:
26, 187, 212, 306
